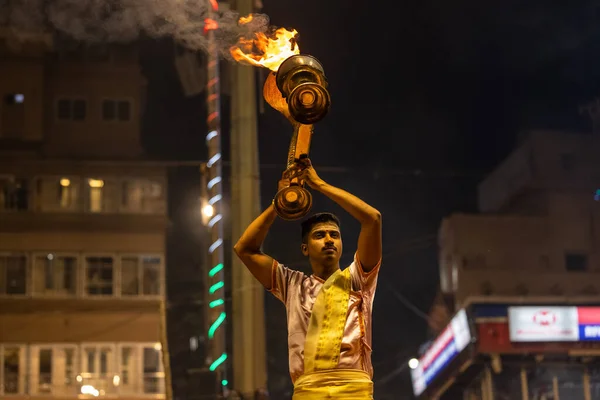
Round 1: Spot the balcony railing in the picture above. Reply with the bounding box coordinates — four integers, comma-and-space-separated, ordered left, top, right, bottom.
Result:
5, 373, 166, 398
3, 372, 19, 394
77, 372, 166, 397
38, 372, 53, 394
0, 176, 166, 215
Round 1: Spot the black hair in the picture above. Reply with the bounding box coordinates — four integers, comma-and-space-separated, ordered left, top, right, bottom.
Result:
301, 212, 341, 243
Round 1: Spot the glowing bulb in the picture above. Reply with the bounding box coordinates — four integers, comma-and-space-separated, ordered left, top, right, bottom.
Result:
88, 179, 104, 188
81, 385, 99, 396
60, 178, 71, 187
202, 204, 215, 217
408, 358, 419, 369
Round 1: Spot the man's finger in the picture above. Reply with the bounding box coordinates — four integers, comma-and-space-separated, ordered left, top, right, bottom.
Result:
295, 158, 310, 168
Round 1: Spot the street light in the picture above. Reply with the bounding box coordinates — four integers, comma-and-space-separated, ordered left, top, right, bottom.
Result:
202, 204, 215, 218
408, 358, 419, 370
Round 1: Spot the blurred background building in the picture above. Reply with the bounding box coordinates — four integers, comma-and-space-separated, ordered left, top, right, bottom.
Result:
0, 32, 169, 399
411, 130, 600, 399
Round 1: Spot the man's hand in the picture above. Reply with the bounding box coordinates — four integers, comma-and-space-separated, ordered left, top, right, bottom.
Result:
277, 174, 291, 192
296, 158, 325, 190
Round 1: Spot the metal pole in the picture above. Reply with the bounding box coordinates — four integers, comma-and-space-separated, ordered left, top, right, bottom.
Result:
520, 367, 529, 400
204, 0, 228, 391
552, 375, 560, 400
483, 367, 494, 400
229, 0, 267, 395
583, 367, 591, 400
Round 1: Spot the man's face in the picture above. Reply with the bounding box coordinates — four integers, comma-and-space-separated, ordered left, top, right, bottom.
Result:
301, 222, 343, 265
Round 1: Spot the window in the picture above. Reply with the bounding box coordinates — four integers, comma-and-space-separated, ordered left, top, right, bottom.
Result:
85, 257, 114, 295
102, 99, 131, 121
32, 346, 77, 396
37, 177, 80, 212
0, 255, 27, 295
33, 176, 166, 215
86, 178, 118, 213
56, 98, 86, 121
1, 345, 24, 395
38, 349, 52, 393
33, 254, 77, 296
142, 345, 164, 394
565, 252, 588, 272
82, 345, 114, 377
0, 177, 28, 211
2, 251, 164, 298
1, 343, 165, 397
88, 178, 104, 213
120, 347, 135, 390
121, 256, 161, 296
79, 345, 116, 396
64, 348, 75, 387
121, 179, 164, 213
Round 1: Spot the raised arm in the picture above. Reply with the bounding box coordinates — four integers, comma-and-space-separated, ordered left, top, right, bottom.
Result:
299, 159, 382, 271
233, 204, 278, 290
233, 177, 290, 289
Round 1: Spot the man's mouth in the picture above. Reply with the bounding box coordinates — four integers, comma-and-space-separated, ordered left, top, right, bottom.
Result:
323, 247, 336, 253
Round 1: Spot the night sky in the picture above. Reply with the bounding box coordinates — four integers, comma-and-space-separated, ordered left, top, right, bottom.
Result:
140, 0, 600, 398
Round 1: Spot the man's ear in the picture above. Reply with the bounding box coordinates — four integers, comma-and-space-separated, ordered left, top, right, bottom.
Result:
301, 243, 308, 256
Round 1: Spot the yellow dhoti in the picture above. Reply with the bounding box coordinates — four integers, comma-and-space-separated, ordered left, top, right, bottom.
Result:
292, 369, 373, 399
293, 268, 374, 400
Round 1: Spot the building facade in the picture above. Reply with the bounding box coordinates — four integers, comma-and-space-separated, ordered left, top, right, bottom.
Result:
0, 33, 168, 399
411, 130, 600, 399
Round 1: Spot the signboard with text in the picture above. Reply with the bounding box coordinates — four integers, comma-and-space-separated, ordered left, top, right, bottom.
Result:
411, 309, 471, 397
508, 306, 600, 342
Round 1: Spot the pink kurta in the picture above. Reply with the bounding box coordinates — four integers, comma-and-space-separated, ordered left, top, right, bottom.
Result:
269, 253, 381, 383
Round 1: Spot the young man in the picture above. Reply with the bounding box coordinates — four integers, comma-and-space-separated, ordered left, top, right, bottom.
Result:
233, 159, 382, 399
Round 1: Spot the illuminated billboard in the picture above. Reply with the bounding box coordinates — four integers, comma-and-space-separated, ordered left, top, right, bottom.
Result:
508, 306, 600, 342
411, 309, 471, 397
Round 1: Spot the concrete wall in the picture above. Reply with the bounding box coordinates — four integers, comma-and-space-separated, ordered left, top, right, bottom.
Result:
0, 310, 160, 343
0, 60, 45, 141
0, 232, 165, 252
0, 43, 146, 158
44, 61, 145, 158
439, 210, 600, 306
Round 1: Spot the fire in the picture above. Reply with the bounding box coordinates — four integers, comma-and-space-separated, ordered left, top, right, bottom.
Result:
230, 15, 300, 71
238, 15, 253, 25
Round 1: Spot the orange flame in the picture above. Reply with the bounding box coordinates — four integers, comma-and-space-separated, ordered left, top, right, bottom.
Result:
238, 15, 253, 25
230, 15, 300, 71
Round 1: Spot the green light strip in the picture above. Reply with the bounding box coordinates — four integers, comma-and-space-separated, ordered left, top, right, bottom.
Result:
208, 263, 224, 277
209, 299, 224, 308
209, 281, 224, 294
209, 352, 228, 372
208, 312, 226, 339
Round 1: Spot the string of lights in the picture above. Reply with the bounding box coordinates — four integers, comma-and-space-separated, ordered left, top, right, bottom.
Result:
203, 0, 228, 389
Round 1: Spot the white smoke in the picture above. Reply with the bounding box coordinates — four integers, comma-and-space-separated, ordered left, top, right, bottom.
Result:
0, 0, 271, 57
